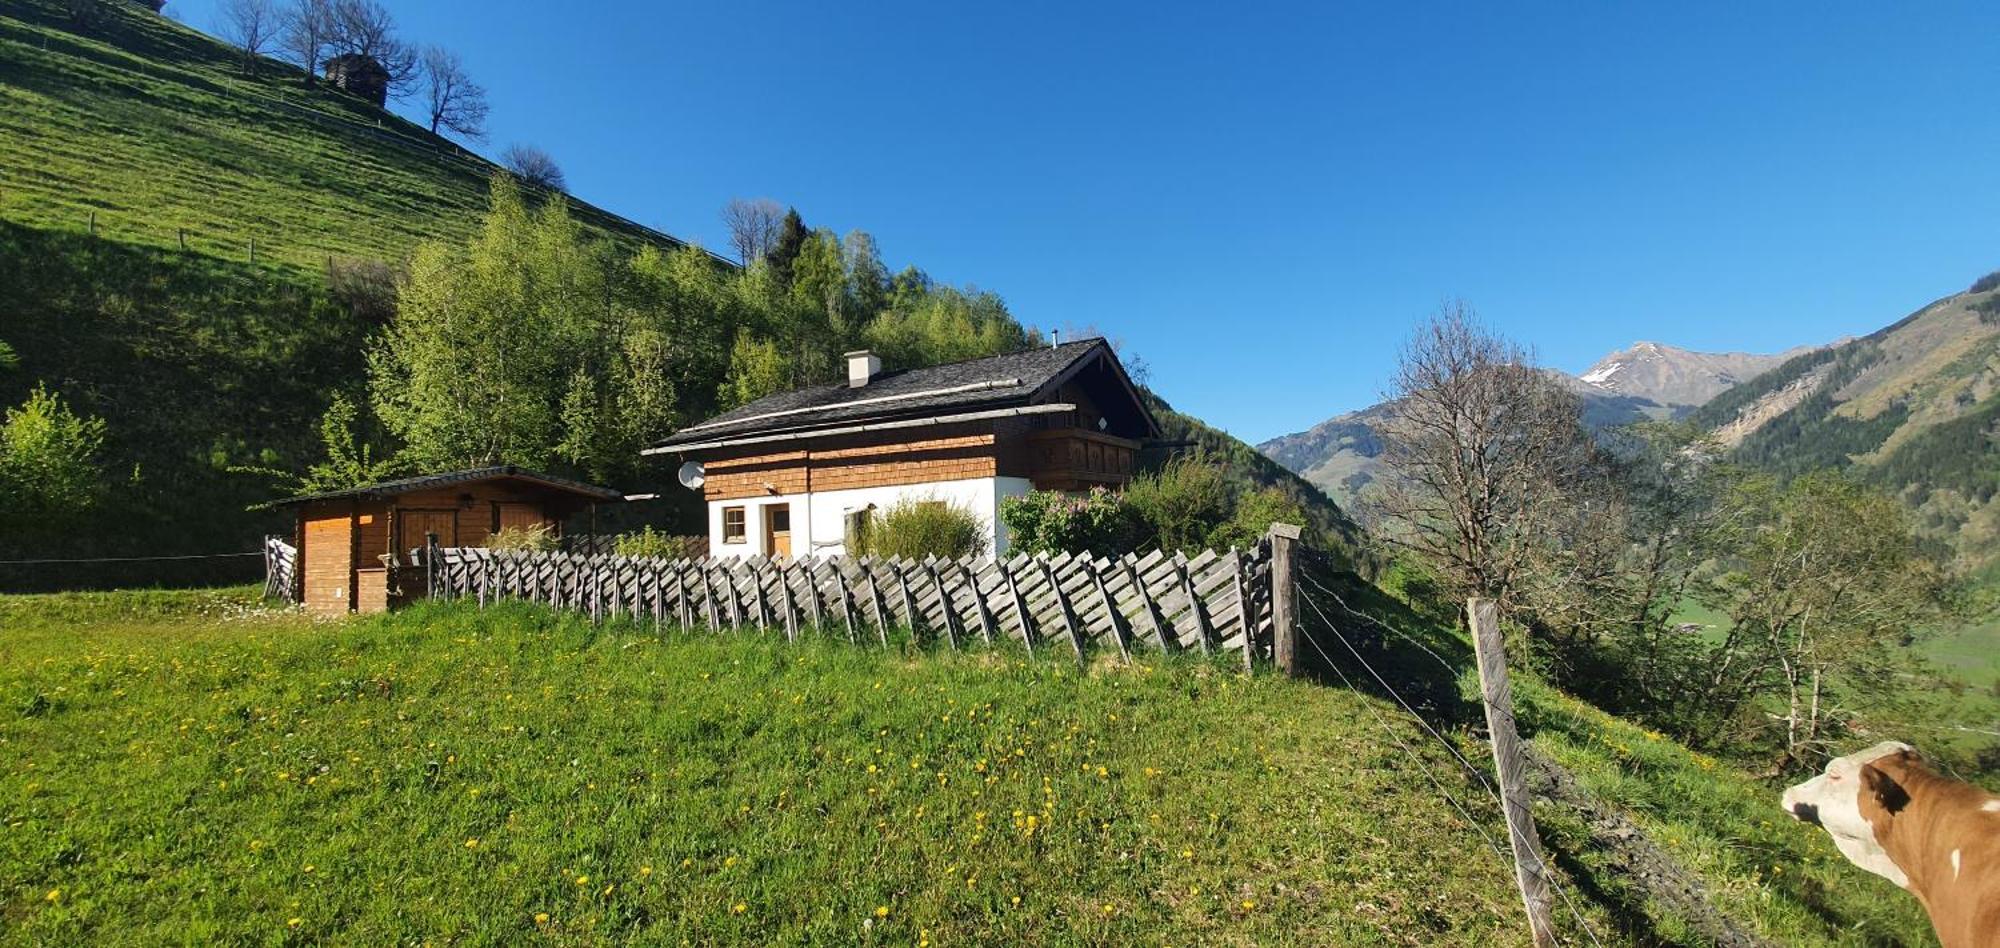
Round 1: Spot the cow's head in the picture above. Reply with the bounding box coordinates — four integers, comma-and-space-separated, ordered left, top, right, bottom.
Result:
1781, 741, 1919, 887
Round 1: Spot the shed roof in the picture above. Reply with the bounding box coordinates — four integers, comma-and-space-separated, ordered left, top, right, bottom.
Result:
649, 338, 1156, 451
262, 465, 623, 508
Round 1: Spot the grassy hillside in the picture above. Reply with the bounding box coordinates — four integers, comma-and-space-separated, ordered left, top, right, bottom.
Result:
0, 1, 701, 275
0, 588, 1944, 945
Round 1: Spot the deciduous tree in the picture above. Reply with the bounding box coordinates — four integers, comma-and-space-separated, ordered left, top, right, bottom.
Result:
217, 0, 277, 75
1372, 301, 1593, 606
278, 0, 334, 84
500, 144, 566, 192
418, 46, 488, 140
720, 198, 783, 266
327, 0, 415, 92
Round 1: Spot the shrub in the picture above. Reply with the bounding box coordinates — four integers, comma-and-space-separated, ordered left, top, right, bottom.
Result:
853, 498, 985, 560
1000, 487, 1138, 557
1212, 486, 1308, 549
1971, 269, 2000, 294
1124, 453, 1234, 552
486, 523, 556, 551
0, 384, 107, 533
614, 526, 699, 560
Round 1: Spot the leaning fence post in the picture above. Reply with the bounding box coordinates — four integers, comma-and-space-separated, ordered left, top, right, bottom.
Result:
1267, 523, 1302, 677
1469, 597, 1558, 948
425, 532, 440, 601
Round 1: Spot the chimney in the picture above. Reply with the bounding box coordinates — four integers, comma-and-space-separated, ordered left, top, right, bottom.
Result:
845, 349, 882, 388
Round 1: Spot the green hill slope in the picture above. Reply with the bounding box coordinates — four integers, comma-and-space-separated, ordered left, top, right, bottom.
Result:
0, 0, 703, 273
0, 0, 719, 585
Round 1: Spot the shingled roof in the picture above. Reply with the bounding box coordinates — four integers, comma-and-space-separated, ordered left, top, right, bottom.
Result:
261, 465, 623, 508
649, 338, 1154, 452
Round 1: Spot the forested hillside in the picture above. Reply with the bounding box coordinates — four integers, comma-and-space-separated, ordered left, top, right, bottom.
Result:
0, 0, 1358, 587
1693, 275, 2000, 572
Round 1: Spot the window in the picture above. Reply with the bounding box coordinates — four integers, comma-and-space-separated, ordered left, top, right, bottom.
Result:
722, 506, 746, 543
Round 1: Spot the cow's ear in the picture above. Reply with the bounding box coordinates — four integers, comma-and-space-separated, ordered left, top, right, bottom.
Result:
1860, 762, 1911, 815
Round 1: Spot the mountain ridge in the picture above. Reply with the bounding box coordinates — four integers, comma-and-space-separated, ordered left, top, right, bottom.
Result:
1260, 339, 1814, 519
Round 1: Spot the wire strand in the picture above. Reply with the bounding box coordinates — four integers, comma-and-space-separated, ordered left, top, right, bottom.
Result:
1296, 583, 1607, 948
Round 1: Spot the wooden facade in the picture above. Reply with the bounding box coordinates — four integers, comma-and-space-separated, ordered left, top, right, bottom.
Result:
276, 468, 620, 618
695, 414, 1141, 505
650, 340, 1160, 558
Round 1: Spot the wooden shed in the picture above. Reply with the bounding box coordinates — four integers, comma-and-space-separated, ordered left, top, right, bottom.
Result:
269, 466, 623, 617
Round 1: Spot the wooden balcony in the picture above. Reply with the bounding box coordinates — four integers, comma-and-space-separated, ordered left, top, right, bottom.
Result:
1025, 429, 1139, 491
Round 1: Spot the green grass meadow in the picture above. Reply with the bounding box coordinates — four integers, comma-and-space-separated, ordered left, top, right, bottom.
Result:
2, 589, 1563, 946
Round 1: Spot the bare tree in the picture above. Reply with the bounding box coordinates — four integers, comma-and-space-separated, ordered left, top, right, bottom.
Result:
501, 144, 566, 192
279, 0, 334, 84
720, 198, 784, 265
328, 0, 416, 93
419, 46, 489, 140
1372, 301, 1593, 607
217, 0, 277, 75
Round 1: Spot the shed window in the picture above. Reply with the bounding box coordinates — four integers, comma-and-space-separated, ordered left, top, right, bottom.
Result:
722, 506, 746, 543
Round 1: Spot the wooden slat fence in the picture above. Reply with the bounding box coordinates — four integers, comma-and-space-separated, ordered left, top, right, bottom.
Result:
264, 535, 298, 602
422, 543, 1277, 666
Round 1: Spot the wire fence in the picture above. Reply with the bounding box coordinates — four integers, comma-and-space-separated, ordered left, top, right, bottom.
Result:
1291, 549, 1606, 948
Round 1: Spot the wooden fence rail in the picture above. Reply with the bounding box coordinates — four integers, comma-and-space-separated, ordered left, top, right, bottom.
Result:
421, 539, 1281, 667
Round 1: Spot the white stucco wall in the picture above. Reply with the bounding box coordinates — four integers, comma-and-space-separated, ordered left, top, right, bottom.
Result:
706, 476, 1032, 560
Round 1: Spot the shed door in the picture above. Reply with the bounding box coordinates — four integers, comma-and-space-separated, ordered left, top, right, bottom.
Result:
497, 503, 545, 534
397, 508, 457, 557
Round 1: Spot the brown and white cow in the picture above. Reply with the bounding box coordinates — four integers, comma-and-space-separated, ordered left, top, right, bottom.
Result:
1782, 741, 2000, 948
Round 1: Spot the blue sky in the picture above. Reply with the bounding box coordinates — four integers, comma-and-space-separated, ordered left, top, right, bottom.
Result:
177, 1, 2000, 442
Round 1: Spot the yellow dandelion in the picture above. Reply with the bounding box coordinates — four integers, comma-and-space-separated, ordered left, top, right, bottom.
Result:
465, 838, 479, 849
1102, 903, 1115, 915
874, 905, 890, 918
287, 917, 302, 928
640, 866, 652, 877
1181, 849, 1194, 859
303, 864, 315, 873
534, 912, 550, 925
1241, 899, 1257, 910
575, 875, 590, 886
732, 902, 747, 914
44, 888, 60, 903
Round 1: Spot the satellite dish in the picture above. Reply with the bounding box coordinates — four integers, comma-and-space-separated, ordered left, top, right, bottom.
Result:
676, 461, 706, 490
